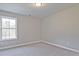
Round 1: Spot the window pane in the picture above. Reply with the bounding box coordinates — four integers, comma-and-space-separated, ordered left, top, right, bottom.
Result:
1, 17, 17, 40
2, 18, 10, 28
2, 29, 10, 40
10, 29, 16, 39
10, 19, 16, 28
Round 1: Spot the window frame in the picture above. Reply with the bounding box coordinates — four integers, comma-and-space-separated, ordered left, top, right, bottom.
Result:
0, 16, 17, 41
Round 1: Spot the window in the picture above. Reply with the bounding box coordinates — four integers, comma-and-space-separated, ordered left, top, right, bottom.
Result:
0, 16, 17, 41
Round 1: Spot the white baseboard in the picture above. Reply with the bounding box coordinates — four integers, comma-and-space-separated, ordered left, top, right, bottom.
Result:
1, 40, 79, 54
42, 40, 79, 54
0, 40, 41, 50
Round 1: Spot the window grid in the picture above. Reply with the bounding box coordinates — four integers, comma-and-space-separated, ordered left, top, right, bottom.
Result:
0, 16, 17, 41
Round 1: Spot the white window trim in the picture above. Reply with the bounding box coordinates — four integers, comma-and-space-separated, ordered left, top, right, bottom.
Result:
0, 15, 17, 41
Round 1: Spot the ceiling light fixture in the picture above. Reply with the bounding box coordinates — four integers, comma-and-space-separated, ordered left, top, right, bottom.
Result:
33, 3, 46, 8
35, 3, 42, 7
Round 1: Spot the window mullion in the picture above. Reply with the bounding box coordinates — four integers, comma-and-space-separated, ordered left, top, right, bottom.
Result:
9, 19, 10, 39
0, 16, 2, 40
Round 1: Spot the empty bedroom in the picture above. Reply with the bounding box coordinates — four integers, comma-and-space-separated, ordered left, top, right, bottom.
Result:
0, 3, 79, 56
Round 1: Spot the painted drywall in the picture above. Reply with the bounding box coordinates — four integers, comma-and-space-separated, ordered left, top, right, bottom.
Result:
41, 5, 79, 50
0, 11, 40, 47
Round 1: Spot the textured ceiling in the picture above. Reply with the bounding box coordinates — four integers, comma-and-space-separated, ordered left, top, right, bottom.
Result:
0, 3, 78, 19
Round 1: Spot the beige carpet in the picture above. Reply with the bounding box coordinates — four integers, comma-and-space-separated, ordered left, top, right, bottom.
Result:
0, 42, 79, 56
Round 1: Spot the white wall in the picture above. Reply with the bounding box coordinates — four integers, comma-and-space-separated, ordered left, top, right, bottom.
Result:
0, 11, 40, 47
41, 5, 79, 50
1, 4, 79, 52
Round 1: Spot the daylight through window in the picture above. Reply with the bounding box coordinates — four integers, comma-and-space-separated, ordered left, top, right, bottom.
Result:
0, 16, 17, 40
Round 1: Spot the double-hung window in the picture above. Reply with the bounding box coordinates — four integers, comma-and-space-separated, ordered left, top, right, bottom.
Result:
0, 16, 17, 41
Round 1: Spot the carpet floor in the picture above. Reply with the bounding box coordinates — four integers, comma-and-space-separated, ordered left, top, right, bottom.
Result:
0, 42, 79, 56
